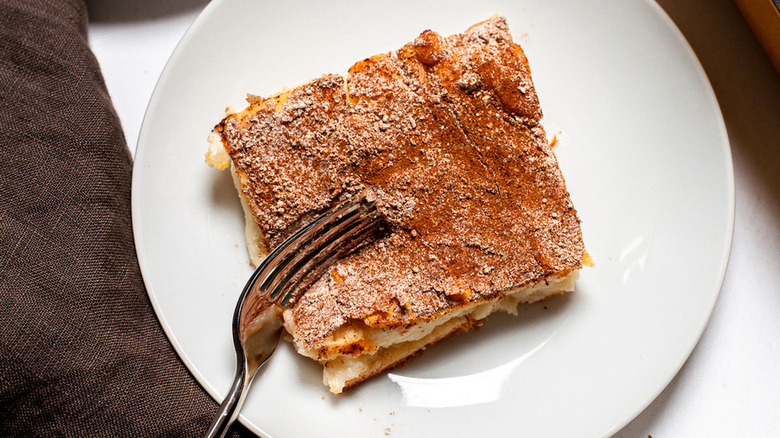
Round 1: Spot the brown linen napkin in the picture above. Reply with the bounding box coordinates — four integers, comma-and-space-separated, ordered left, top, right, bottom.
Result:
0, 1, 252, 436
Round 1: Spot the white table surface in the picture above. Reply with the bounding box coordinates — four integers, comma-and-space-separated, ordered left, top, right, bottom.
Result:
87, 0, 780, 436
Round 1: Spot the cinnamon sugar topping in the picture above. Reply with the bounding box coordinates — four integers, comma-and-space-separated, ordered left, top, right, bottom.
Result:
215, 17, 584, 354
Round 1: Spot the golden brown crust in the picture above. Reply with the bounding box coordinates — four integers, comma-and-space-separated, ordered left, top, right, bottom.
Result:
216, 17, 583, 359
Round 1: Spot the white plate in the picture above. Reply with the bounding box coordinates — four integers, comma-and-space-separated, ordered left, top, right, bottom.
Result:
132, 0, 734, 436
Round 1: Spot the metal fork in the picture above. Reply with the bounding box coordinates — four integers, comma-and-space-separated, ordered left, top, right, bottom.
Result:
204, 193, 380, 438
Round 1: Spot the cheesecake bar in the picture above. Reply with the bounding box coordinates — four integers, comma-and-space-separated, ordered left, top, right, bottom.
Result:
206, 17, 585, 394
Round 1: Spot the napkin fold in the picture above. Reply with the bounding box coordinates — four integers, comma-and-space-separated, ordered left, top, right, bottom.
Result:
0, 1, 250, 435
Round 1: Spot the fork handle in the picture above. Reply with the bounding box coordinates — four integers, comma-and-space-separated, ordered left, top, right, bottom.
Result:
204, 360, 250, 438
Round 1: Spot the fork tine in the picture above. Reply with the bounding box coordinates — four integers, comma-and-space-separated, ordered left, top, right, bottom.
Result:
255, 204, 357, 295
265, 199, 374, 300
276, 212, 381, 307
240, 193, 380, 330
